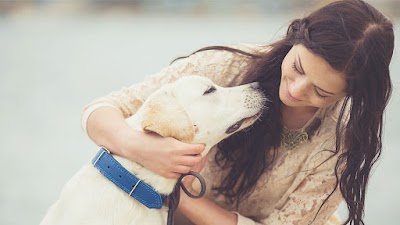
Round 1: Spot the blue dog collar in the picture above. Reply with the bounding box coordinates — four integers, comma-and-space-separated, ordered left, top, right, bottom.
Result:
92, 147, 165, 209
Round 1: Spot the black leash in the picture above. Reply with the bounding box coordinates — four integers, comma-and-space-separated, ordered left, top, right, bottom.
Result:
166, 171, 206, 225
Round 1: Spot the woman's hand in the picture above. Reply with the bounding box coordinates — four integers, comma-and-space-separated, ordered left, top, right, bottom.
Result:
122, 131, 205, 179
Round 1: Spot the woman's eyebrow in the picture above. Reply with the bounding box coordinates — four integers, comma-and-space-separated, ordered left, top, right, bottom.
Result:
297, 54, 335, 96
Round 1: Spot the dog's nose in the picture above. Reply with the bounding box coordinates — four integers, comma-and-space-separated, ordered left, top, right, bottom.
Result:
250, 82, 260, 90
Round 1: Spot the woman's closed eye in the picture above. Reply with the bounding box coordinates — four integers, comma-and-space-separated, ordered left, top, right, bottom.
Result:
313, 87, 328, 99
291, 62, 304, 75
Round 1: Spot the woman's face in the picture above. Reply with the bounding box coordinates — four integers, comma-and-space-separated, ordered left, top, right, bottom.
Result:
280, 44, 347, 111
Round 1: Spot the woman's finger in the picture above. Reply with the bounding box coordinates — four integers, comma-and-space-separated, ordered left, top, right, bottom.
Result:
175, 143, 205, 155
172, 165, 192, 174
174, 154, 202, 167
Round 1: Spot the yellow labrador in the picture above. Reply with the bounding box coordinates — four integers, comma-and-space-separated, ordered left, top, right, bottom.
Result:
40, 75, 266, 225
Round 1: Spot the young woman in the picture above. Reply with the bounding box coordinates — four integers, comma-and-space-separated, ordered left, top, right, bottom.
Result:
82, 0, 395, 224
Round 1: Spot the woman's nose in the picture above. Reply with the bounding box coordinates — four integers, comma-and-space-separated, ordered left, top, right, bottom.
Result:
290, 78, 309, 99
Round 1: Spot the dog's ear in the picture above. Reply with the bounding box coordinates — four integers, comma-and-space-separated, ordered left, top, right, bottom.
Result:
141, 94, 195, 143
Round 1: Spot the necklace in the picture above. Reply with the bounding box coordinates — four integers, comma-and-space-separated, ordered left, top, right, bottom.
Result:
281, 118, 322, 150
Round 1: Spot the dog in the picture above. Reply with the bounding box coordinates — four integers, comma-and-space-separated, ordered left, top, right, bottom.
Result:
40, 75, 267, 225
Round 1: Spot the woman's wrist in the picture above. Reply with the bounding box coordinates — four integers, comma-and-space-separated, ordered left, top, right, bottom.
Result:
86, 107, 142, 162
117, 127, 147, 164
182, 183, 198, 196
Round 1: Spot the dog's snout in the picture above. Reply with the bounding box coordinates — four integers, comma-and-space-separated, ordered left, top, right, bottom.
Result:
250, 82, 260, 90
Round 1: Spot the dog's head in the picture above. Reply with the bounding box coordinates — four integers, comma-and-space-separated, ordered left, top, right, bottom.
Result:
137, 75, 267, 155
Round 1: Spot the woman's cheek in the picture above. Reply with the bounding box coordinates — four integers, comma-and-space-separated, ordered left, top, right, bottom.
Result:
312, 98, 336, 108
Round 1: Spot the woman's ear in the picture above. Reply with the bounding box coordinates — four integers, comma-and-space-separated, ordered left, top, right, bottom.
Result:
140, 94, 195, 143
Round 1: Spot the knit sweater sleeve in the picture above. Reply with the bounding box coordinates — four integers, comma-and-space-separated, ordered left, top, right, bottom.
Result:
81, 47, 253, 134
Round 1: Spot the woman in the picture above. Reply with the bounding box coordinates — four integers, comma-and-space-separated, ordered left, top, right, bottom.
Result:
82, 0, 394, 224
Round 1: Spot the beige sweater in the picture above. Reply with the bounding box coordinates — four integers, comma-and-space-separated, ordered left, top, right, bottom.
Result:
81, 44, 345, 225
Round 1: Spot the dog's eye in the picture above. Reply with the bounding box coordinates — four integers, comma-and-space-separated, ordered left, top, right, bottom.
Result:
203, 86, 216, 95
226, 120, 244, 134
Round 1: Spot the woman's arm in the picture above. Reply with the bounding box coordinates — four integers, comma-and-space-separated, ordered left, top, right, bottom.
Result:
86, 106, 204, 179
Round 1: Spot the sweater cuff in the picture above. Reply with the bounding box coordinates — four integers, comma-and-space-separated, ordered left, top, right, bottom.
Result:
233, 212, 259, 225
81, 103, 120, 134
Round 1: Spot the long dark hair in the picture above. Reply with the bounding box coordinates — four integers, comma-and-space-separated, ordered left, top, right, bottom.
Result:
175, 1, 394, 224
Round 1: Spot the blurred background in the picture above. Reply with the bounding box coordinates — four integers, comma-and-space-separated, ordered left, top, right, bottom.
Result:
0, 0, 399, 224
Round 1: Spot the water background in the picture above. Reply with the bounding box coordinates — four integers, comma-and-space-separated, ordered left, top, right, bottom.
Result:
0, 1, 399, 224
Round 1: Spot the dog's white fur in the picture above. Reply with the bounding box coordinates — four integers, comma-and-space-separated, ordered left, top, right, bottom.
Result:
40, 75, 266, 225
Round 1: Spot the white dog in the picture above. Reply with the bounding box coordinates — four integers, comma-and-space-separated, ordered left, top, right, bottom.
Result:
40, 75, 266, 225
